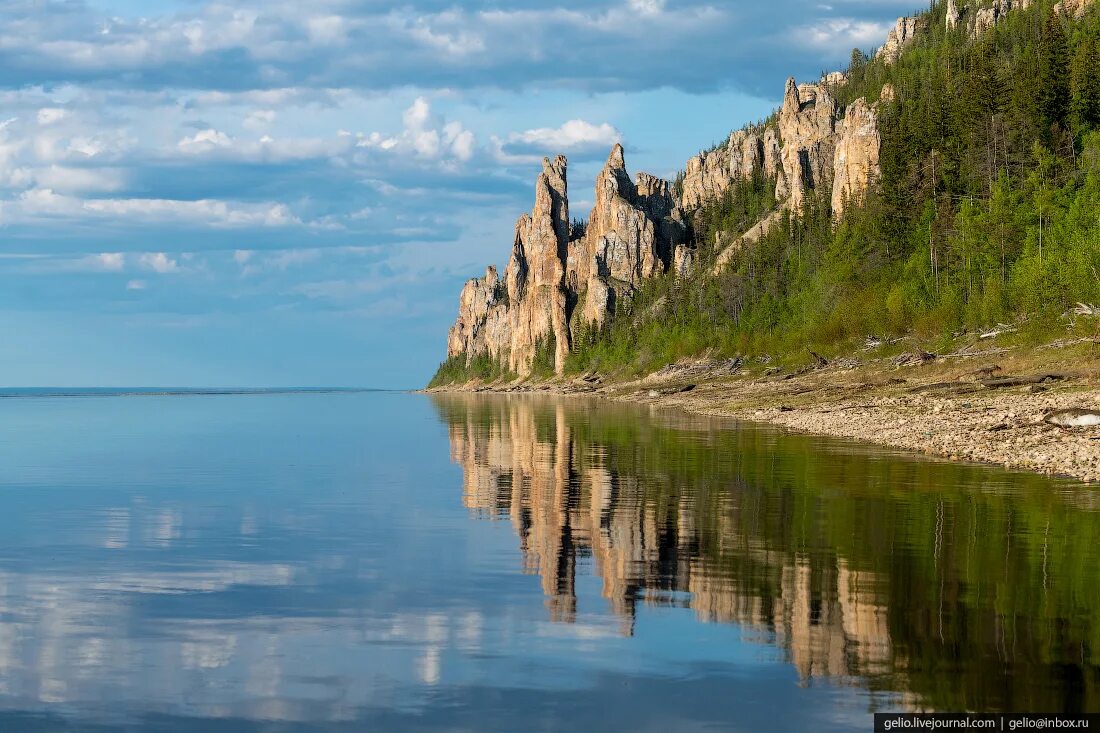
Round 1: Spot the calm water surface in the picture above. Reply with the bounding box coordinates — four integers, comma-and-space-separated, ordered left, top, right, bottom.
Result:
0, 390, 1096, 731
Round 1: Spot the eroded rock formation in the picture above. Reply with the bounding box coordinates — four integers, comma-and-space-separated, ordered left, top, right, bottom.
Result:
448, 146, 686, 376
832, 98, 881, 218
877, 16, 926, 64
504, 155, 572, 375
680, 129, 766, 211
446, 71, 887, 377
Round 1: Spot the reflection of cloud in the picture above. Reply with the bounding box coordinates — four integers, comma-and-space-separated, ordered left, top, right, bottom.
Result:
102, 508, 130, 549
94, 562, 293, 595
417, 646, 440, 685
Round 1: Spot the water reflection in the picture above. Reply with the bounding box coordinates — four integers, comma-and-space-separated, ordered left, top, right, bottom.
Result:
0, 390, 1093, 731
433, 393, 1100, 713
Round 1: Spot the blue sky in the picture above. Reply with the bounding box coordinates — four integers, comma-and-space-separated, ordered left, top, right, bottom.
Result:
0, 0, 917, 388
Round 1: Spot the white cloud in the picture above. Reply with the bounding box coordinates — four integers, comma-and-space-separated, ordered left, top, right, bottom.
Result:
95, 252, 126, 271
510, 120, 620, 151
33, 165, 126, 194
7, 188, 303, 229
138, 252, 178, 273
233, 249, 254, 264
84, 198, 299, 228
443, 121, 475, 162
357, 97, 476, 163
800, 18, 892, 51
243, 109, 276, 131
628, 0, 666, 16
178, 128, 233, 152
241, 248, 324, 276
37, 108, 69, 126
494, 119, 621, 162
306, 16, 347, 45
126, 279, 147, 290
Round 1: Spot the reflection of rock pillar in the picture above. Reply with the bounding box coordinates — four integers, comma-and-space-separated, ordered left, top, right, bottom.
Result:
511, 402, 537, 576
542, 404, 577, 622
783, 556, 849, 684
837, 559, 892, 675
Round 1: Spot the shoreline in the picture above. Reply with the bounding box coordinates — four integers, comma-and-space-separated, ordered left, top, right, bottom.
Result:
426, 343, 1100, 484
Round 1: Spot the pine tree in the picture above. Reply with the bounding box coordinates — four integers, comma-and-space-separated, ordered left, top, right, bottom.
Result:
1071, 35, 1100, 133
1038, 11, 1070, 129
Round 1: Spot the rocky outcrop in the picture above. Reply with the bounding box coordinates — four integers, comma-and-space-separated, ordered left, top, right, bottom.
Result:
444, 71, 888, 376
777, 77, 839, 209
447, 266, 510, 362
503, 155, 572, 375
680, 130, 766, 210
1054, 0, 1094, 17
443, 2, 965, 378
831, 98, 881, 218
712, 210, 785, 273
577, 145, 686, 329
947, 0, 963, 29
447, 146, 686, 377
437, 0, 1062, 382
876, 16, 926, 64
974, 0, 1031, 34
945, 0, 1035, 35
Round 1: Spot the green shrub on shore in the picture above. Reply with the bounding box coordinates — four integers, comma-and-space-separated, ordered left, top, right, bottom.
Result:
428, 353, 515, 387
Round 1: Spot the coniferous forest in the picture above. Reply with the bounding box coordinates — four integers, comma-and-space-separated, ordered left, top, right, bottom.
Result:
564, 0, 1100, 376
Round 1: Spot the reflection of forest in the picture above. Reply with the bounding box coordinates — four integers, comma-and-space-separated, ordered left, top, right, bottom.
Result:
432, 394, 1100, 712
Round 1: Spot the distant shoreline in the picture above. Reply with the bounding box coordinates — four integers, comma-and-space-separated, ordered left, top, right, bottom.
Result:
0, 387, 392, 399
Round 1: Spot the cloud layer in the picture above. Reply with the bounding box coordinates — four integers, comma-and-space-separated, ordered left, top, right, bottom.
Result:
0, 1, 906, 95
0, 0, 916, 386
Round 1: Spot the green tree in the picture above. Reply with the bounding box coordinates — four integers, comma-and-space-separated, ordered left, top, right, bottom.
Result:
1038, 11, 1071, 129
1071, 35, 1100, 133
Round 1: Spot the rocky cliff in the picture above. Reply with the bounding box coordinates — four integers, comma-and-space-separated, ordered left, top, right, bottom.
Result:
439, 0, 1064, 381
446, 70, 884, 377
447, 146, 687, 375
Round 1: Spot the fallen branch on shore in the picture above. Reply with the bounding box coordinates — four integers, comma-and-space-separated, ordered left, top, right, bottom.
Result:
909, 382, 981, 394
980, 374, 1069, 389
979, 324, 1017, 339
939, 347, 1014, 359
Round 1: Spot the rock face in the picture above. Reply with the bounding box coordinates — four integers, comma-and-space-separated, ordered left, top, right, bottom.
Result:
679, 75, 875, 218
876, 16, 926, 64
680, 130, 765, 211
502, 155, 572, 376
446, 266, 509, 363
444, 73, 887, 378
777, 77, 839, 209
445, 0, 1046, 380
576, 145, 687, 329
974, 0, 1031, 34
944, 0, 1036, 35
832, 98, 881, 218
947, 0, 962, 29
447, 147, 685, 377
1054, 0, 1093, 17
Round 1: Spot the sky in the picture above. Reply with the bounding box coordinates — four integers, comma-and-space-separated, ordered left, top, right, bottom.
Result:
0, 0, 920, 388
